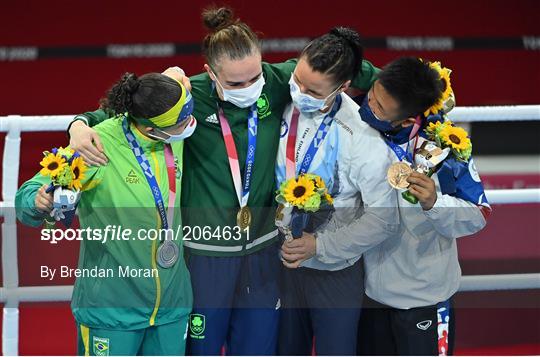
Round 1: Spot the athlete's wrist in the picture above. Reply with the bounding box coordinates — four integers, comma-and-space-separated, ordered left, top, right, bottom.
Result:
67, 116, 89, 137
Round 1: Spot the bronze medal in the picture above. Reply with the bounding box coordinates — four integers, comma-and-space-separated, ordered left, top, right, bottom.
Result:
387, 162, 413, 189
237, 206, 252, 231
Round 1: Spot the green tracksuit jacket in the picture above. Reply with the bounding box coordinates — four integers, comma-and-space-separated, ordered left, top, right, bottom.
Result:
73, 60, 379, 256
16, 118, 193, 330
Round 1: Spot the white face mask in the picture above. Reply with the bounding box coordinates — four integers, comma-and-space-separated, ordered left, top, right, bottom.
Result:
147, 117, 198, 143
213, 71, 265, 108
289, 74, 341, 113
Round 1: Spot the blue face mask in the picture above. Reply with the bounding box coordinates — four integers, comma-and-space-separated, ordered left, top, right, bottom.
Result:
358, 94, 395, 133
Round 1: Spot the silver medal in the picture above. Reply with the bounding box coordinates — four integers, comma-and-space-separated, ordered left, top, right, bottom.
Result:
156, 240, 179, 268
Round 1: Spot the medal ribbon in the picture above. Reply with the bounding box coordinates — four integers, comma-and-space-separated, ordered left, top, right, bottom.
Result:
163, 145, 177, 240
285, 94, 342, 179
122, 118, 177, 236
386, 116, 422, 164
285, 109, 300, 179
218, 104, 258, 208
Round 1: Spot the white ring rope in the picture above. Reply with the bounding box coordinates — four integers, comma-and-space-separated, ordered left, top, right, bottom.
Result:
1, 104, 540, 355
448, 105, 540, 122
1, 273, 539, 304
459, 273, 540, 292
486, 188, 540, 204
1, 105, 540, 132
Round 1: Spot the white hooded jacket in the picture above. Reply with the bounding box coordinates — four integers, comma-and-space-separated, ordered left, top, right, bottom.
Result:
276, 93, 399, 271
363, 135, 490, 308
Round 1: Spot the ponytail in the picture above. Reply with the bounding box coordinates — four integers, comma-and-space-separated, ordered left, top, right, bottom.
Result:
201, 6, 260, 70
301, 27, 364, 85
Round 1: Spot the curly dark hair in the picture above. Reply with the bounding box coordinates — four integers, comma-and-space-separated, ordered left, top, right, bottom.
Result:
100, 72, 182, 118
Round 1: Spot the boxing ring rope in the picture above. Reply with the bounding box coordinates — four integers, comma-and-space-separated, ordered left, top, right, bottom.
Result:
1, 105, 540, 355
448, 105, 540, 122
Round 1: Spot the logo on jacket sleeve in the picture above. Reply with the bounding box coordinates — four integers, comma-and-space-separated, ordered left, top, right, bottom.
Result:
189, 313, 206, 339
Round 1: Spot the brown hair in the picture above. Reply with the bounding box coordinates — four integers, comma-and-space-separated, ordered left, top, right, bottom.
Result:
201, 6, 261, 71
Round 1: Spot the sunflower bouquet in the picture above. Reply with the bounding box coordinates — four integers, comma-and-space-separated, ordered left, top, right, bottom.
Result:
275, 174, 334, 240
425, 120, 472, 162
400, 119, 473, 204
39, 147, 87, 226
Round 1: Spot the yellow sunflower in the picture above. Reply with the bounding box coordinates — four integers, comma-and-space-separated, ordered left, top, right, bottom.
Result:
314, 176, 326, 189
283, 175, 316, 206
69, 156, 88, 190
40, 153, 67, 177
439, 125, 471, 151
324, 192, 334, 205
424, 61, 453, 117
426, 120, 442, 135
424, 100, 444, 117
438, 67, 452, 102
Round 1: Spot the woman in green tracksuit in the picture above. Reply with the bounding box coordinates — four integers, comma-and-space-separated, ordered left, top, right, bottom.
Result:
16, 72, 195, 355
66, 6, 380, 355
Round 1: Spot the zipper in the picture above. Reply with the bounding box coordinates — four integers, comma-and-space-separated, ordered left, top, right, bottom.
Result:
149, 239, 161, 326
149, 144, 162, 326
377, 244, 384, 298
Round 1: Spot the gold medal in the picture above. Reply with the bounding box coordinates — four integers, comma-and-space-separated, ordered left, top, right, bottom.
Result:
237, 206, 252, 231
387, 162, 413, 189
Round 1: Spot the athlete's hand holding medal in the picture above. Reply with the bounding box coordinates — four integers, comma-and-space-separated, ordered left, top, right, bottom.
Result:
387, 139, 451, 209
387, 118, 473, 209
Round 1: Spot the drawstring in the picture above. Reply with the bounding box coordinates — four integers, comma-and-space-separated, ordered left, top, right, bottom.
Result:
246, 253, 251, 294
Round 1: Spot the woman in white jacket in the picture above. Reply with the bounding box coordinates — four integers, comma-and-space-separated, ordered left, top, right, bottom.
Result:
276, 27, 399, 355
